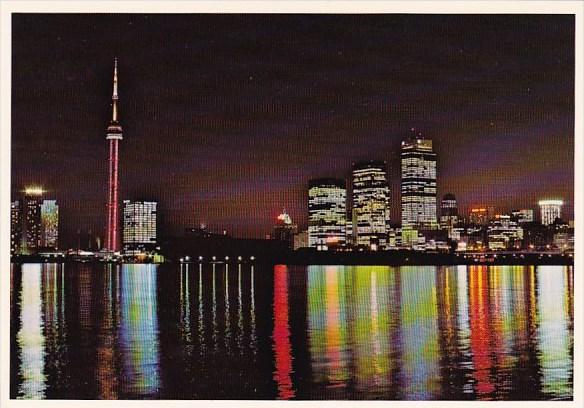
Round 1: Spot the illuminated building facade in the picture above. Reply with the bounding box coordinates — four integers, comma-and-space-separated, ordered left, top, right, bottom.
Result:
439, 193, 458, 236
11, 201, 22, 255
511, 208, 534, 224
22, 188, 44, 254
308, 178, 346, 250
401, 136, 437, 230
487, 215, 523, 250
122, 200, 157, 254
352, 160, 390, 250
272, 210, 298, 250
106, 59, 123, 252
538, 199, 563, 226
469, 208, 488, 226
40, 200, 59, 249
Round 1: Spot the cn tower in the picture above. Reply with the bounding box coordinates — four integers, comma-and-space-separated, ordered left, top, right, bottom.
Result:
105, 58, 123, 252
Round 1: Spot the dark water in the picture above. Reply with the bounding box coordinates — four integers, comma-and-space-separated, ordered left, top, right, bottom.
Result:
10, 263, 573, 400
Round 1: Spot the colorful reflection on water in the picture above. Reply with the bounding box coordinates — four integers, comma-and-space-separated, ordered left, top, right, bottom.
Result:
10, 263, 573, 400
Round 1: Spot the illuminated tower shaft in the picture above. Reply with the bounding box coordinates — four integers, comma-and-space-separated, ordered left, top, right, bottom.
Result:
106, 59, 123, 251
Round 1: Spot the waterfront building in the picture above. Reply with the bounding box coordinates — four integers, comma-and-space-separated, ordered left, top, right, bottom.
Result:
439, 193, 458, 237
272, 210, 298, 250
511, 208, 534, 224
539, 199, 563, 226
400, 135, 438, 230
352, 160, 390, 250
11, 201, 21, 255
308, 178, 346, 250
40, 200, 59, 249
106, 59, 123, 252
22, 188, 44, 254
487, 215, 523, 250
122, 200, 157, 255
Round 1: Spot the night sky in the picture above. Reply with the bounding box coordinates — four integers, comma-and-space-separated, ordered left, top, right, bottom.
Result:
11, 14, 574, 247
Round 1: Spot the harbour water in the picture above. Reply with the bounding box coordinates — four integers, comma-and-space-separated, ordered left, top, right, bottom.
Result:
10, 263, 573, 400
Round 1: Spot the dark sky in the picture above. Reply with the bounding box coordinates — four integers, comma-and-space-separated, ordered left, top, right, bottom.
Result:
11, 14, 574, 247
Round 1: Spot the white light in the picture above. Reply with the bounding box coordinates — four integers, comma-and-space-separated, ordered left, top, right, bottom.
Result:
250, 256, 255, 261
538, 199, 563, 206
237, 256, 242, 261
225, 256, 229, 261
198, 256, 203, 261
212, 256, 216, 261
179, 257, 184, 263
24, 187, 44, 196
185, 256, 190, 261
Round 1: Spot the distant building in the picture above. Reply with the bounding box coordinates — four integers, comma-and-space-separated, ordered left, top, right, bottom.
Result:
440, 193, 458, 236
40, 200, 59, 249
401, 135, 437, 230
22, 188, 44, 254
122, 200, 157, 254
469, 207, 488, 226
293, 230, 309, 250
11, 201, 21, 255
352, 160, 390, 250
539, 199, 563, 226
511, 209, 534, 224
272, 210, 298, 249
308, 178, 346, 250
487, 215, 523, 250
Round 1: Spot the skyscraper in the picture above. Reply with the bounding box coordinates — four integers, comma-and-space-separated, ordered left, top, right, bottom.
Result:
440, 193, 458, 230
11, 201, 21, 256
122, 200, 157, 255
308, 178, 346, 251
400, 134, 437, 230
539, 199, 563, 226
352, 160, 390, 250
40, 200, 59, 249
22, 188, 43, 254
106, 59, 123, 252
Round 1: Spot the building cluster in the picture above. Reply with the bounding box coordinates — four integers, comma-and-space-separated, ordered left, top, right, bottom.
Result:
271, 135, 573, 253
11, 188, 59, 255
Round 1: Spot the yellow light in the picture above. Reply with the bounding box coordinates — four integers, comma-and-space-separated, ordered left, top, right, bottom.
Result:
24, 187, 44, 196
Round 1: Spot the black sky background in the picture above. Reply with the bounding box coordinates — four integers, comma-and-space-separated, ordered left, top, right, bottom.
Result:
11, 14, 574, 248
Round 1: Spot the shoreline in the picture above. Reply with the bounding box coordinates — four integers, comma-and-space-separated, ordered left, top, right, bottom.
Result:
10, 251, 574, 266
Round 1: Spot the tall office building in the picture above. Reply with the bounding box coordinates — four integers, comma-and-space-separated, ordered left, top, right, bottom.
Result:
40, 200, 59, 249
106, 59, 123, 252
352, 160, 390, 250
22, 188, 44, 254
122, 200, 157, 254
308, 178, 346, 250
440, 193, 458, 237
401, 135, 437, 230
11, 201, 22, 255
539, 199, 563, 226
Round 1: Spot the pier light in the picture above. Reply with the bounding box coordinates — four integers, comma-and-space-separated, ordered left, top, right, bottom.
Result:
212, 256, 216, 261
179, 257, 184, 263
198, 256, 203, 261
225, 256, 229, 261
185, 256, 190, 261
237, 256, 242, 262
250, 256, 255, 261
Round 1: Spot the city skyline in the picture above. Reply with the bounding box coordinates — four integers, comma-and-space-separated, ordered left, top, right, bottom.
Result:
11, 14, 574, 246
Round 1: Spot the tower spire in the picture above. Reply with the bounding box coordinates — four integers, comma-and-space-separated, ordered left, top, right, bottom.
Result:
112, 58, 119, 123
